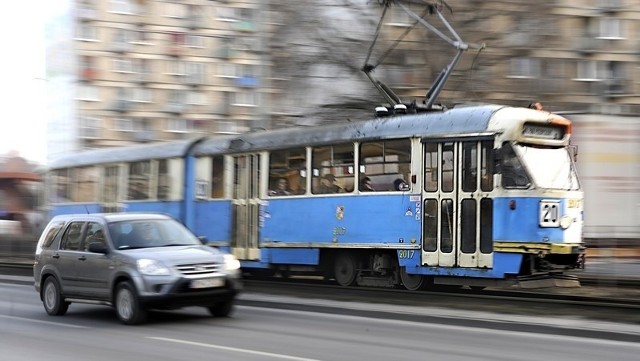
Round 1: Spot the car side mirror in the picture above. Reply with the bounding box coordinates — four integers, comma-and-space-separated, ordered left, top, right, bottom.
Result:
198, 236, 209, 245
88, 242, 108, 254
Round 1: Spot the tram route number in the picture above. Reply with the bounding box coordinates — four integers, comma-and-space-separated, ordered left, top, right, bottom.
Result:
398, 250, 416, 259
539, 200, 560, 227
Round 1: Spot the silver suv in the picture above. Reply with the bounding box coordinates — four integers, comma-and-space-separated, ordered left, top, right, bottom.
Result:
34, 213, 242, 325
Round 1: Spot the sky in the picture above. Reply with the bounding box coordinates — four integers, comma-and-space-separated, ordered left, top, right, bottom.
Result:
0, 2, 49, 164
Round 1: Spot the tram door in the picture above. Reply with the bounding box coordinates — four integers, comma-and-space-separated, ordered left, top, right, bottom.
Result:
230, 154, 261, 261
422, 140, 494, 268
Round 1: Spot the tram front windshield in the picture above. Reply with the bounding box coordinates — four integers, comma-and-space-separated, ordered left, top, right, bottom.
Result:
513, 144, 579, 190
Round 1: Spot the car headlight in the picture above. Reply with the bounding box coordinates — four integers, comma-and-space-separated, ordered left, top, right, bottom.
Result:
223, 254, 241, 271
137, 259, 171, 276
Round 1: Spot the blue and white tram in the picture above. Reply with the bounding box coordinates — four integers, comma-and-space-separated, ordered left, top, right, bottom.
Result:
46, 103, 584, 289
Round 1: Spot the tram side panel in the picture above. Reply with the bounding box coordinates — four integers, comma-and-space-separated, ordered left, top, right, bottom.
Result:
260, 195, 420, 266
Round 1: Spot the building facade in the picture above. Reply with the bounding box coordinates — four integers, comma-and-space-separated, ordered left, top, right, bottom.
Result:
45, 0, 640, 160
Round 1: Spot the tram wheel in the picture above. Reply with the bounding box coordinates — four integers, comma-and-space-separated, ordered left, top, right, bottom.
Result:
334, 253, 358, 286
400, 267, 427, 291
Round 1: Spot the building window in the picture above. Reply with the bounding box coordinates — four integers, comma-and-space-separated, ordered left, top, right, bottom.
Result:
79, 116, 101, 138
109, 0, 135, 14
509, 57, 540, 79
598, 18, 623, 39
131, 88, 152, 103
575, 60, 601, 81
186, 35, 205, 48
167, 118, 189, 133
163, 3, 188, 18
234, 91, 256, 106
77, 84, 99, 101
187, 91, 207, 106
76, 23, 98, 41
113, 57, 132, 73
115, 118, 134, 132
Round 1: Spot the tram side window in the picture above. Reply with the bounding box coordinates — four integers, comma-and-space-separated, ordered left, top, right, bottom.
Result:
268, 148, 306, 196
102, 166, 119, 205
157, 159, 170, 200
423, 199, 438, 252
128, 161, 151, 200
500, 143, 530, 189
424, 143, 438, 192
52, 169, 71, 203
462, 142, 477, 193
208, 156, 224, 199
480, 141, 494, 191
442, 143, 454, 192
75, 167, 98, 202
360, 139, 411, 192
312, 143, 354, 194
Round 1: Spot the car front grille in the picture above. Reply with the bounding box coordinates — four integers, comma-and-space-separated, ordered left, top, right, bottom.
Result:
175, 263, 222, 276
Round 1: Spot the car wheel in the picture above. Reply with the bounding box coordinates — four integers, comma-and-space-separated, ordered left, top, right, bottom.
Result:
207, 299, 234, 317
42, 277, 69, 316
114, 281, 147, 325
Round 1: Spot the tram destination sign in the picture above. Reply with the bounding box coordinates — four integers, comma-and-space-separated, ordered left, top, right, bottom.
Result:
522, 124, 564, 140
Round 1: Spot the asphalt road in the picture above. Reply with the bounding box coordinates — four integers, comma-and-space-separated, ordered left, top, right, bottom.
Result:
2, 280, 640, 361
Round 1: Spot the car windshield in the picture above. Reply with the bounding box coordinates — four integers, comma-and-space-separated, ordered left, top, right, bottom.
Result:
513, 143, 580, 190
109, 219, 201, 250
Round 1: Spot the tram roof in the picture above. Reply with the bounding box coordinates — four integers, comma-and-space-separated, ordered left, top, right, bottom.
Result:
194, 103, 504, 155
48, 138, 202, 170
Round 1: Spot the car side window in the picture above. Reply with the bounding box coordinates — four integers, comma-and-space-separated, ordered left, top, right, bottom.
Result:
84, 222, 106, 252
42, 221, 65, 248
60, 222, 85, 251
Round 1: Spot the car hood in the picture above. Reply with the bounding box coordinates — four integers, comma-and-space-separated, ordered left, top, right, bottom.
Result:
124, 245, 225, 265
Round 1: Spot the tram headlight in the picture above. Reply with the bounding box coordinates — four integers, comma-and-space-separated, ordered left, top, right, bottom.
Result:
559, 215, 572, 230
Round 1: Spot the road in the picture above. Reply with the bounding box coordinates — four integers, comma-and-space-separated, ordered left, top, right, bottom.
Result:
2, 282, 640, 361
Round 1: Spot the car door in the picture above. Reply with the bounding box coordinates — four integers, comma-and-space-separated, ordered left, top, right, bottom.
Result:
74, 221, 112, 299
55, 221, 86, 296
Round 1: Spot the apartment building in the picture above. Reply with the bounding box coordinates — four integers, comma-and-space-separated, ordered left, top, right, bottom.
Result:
45, 0, 640, 160
46, 0, 273, 160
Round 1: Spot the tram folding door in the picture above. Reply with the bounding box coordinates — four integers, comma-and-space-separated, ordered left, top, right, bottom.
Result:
422, 140, 494, 268
231, 154, 261, 260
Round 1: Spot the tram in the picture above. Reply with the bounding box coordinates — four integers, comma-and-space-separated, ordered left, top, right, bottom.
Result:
46, 103, 584, 289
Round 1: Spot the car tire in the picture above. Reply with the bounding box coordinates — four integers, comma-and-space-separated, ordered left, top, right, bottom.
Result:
42, 277, 69, 316
207, 299, 234, 317
114, 281, 147, 325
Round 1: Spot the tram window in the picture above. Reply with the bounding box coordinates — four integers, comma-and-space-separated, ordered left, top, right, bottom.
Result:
501, 143, 530, 189
53, 169, 71, 203
128, 161, 151, 200
102, 166, 119, 204
360, 139, 411, 192
442, 143, 454, 192
157, 159, 170, 200
75, 167, 98, 202
480, 198, 493, 253
423, 199, 438, 252
268, 148, 306, 196
424, 143, 438, 192
460, 199, 476, 254
312, 143, 354, 194
480, 141, 494, 191
462, 142, 477, 193
440, 199, 454, 253
210, 156, 224, 198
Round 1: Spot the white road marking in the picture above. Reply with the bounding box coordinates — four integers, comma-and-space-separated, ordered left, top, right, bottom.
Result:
0, 314, 88, 328
147, 336, 324, 361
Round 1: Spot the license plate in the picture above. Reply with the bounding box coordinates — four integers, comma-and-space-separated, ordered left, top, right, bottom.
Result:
190, 278, 224, 289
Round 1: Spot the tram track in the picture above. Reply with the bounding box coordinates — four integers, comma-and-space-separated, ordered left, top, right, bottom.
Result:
242, 276, 640, 325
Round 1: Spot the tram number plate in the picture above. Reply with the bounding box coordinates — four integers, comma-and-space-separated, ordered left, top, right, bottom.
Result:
539, 200, 560, 227
190, 278, 224, 289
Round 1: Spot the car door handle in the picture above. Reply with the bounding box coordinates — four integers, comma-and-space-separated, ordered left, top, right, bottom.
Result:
52, 254, 60, 259
78, 256, 87, 261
